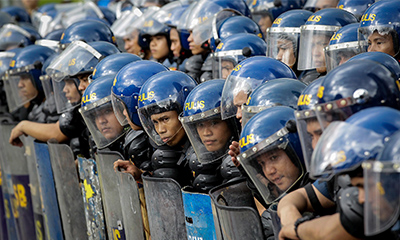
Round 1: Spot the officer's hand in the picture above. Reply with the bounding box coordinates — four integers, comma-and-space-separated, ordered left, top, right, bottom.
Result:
278, 223, 299, 240
113, 160, 143, 181
228, 141, 241, 167
9, 121, 26, 147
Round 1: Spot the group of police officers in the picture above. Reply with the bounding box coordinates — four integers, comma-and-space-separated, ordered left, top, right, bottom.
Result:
0, 0, 399, 239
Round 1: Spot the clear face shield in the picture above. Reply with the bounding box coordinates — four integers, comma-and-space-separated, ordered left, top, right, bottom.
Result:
138, 91, 185, 146
111, 91, 135, 127
211, 50, 241, 79
314, 94, 363, 132
80, 98, 127, 149
362, 160, 400, 237
221, 74, 265, 121
237, 127, 304, 204
60, 1, 105, 28
40, 74, 57, 112
111, 7, 143, 38
324, 42, 361, 72
51, 77, 81, 114
295, 109, 317, 172
358, 24, 398, 55
298, 25, 340, 70
180, 107, 233, 163
310, 121, 384, 180
266, 28, 299, 68
0, 24, 32, 50
47, 41, 102, 82
3, 70, 38, 113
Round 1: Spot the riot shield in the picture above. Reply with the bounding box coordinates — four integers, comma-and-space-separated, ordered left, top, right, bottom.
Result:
182, 186, 217, 240
142, 172, 187, 240
209, 178, 264, 240
0, 123, 36, 240
95, 150, 127, 240
47, 141, 88, 240
23, 136, 45, 240
117, 171, 146, 240
33, 141, 64, 240
77, 156, 106, 240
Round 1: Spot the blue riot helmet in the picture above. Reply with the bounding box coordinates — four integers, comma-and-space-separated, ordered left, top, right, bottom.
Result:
347, 52, 400, 80
3, 45, 55, 113
88, 53, 141, 84
236, 106, 305, 205
180, 79, 240, 163
80, 75, 128, 149
266, 9, 313, 69
1, 6, 31, 23
211, 33, 267, 79
246, 0, 304, 34
111, 60, 168, 128
241, 78, 307, 126
298, 8, 358, 73
362, 130, 400, 237
314, 59, 400, 134
35, 28, 65, 52
358, 0, 400, 59
47, 40, 120, 114
59, 19, 116, 50
210, 14, 264, 51
337, 0, 375, 20
324, 23, 361, 72
294, 77, 324, 171
311, 106, 400, 180
0, 11, 14, 27
0, 23, 41, 51
221, 56, 297, 122
138, 71, 197, 146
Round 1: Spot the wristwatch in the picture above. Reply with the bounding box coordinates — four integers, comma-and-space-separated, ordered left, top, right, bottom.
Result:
294, 215, 314, 239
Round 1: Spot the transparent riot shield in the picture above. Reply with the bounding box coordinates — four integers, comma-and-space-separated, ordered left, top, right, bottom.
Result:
23, 136, 45, 240
209, 178, 264, 240
77, 156, 106, 240
95, 150, 127, 240
0, 123, 36, 240
142, 172, 187, 240
33, 141, 64, 240
117, 171, 146, 240
0, 123, 17, 240
182, 186, 217, 240
47, 140, 88, 239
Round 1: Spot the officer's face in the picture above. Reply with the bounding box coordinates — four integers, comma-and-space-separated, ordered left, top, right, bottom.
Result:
315, 0, 338, 11
196, 118, 231, 152
311, 34, 330, 73
188, 31, 207, 55
221, 60, 234, 79
170, 28, 182, 58
367, 31, 396, 57
150, 35, 170, 61
18, 74, 37, 99
306, 118, 323, 149
257, 148, 301, 192
123, 30, 142, 56
233, 90, 248, 124
62, 79, 80, 104
258, 15, 273, 35
151, 110, 186, 146
276, 38, 296, 68
77, 73, 91, 93
95, 106, 124, 140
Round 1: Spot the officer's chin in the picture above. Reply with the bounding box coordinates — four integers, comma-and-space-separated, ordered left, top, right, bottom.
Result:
316, 66, 327, 74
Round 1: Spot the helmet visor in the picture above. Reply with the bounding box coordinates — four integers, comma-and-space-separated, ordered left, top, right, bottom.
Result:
324, 42, 361, 72
237, 127, 304, 204
298, 25, 339, 70
358, 24, 397, 54
221, 75, 263, 120
211, 51, 241, 79
0, 51, 16, 77
4, 72, 38, 112
363, 160, 400, 236
295, 109, 317, 172
47, 41, 102, 82
180, 108, 233, 163
80, 99, 127, 149
111, 7, 143, 37
266, 28, 299, 68
52, 77, 81, 113
310, 121, 384, 180
111, 91, 130, 127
